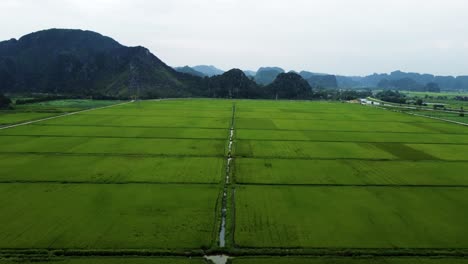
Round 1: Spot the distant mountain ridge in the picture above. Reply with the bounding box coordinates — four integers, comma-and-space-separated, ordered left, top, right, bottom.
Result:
254, 67, 285, 85
243, 70, 256, 77
0, 28, 320, 99
0, 29, 203, 98
1, 29, 467, 100
192, 65, 224, 77
337, 70, 468, 90
173, 66, 205, 77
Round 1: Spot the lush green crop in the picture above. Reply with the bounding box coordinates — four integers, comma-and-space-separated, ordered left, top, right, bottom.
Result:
235, 185, 468, 248
235, 118, 467, 133
0, 112, 56, 125
0, 184, 219, 249
0, 100, 121, 126
0, 257, 207, 264
234, 158, 468, 186
0, 125, 228, 139
0, 99, 233, 254
0, 154, 224, 183
1, 98, 468, 263
234, 140, 397, 159
232, 257, 468, 264
236, 130, 468, 144
0, 136, 226, 156
41, 115, 231, 129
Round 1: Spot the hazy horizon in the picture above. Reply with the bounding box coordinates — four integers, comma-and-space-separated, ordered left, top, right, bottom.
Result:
1, 0, 468, 76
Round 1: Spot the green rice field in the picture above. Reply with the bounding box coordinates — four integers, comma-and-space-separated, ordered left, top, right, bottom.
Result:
0, 257, 207, 264
0, 100, 120, 127
232, 257, 468, 264
1, 99, 467, 263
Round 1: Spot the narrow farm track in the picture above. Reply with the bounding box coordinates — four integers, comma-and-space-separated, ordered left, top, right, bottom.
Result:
396, 108, 468, 127
218, 103, 236, 248
0, 100, 134, 130
368, 100, 468, 127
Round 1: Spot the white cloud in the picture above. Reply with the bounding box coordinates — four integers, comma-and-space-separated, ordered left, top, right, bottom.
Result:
1, 0, 467, 75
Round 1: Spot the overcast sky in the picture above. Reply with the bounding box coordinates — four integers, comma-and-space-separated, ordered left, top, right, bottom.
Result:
1, 0, 468, 76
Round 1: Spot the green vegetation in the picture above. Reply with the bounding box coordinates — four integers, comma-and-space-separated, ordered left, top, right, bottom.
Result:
231, 99, 468, 261
1, 98, 468, 264
375, 90, 407, 104
0, 99, 232, 255
232, 257, 468, 264
374, 90, 468, 121
234, 159, 468, 186
0, 258, 207, 264
0, 125, 228, 139
235, 185, 468, 248
0, 93, 12, 109
402, 91, 468, 99
0, 99, 120, 126
0, 154, 223, 183
0, 183, 218, 249
0, 136, 225, 156
234, 140, 397, 159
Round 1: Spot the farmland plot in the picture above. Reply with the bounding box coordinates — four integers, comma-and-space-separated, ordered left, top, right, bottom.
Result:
0, 99, 234, 254
234, 158, 468, 186
0, 258, 208, 264
232, 257, 468, 264
0, 184, 218, 249
232, 100, 468, 258
2, 99, 468, 263
0, 100, 120, 126
234, 185, 468, 248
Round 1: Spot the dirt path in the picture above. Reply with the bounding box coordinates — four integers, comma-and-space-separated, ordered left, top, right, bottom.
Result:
0, 100, 134, 131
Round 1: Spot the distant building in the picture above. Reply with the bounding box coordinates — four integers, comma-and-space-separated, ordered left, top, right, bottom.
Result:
360, 98, 381, 105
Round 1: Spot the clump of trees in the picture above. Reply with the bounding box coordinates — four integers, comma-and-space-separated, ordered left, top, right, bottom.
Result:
15, 96, 69, 105
375, 90, 406, 104
0, 93, 12, 109
377, 78, 441, 92
455, 96, 468, 102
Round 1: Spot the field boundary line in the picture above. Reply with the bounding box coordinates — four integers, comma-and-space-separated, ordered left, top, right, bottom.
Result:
367, 102, 468, 127
5, 152, 466, 162
1, 248, 468, 259
235, 118, 443, 123
233, 183, 468, 188
235, 156, 468, 162
234, 127, 468, 134
232, 138, 468, 145
0, 100, 134, 130
23, 123, 468, 134
0, 152, 225, 158
3, 134, 468, 145
28, 123, 230, 130
367, 96, 466, 114
0, 180, 220, 185
78, 113, 233, 119
0, 134, 227, 140
405, 111, 468, 126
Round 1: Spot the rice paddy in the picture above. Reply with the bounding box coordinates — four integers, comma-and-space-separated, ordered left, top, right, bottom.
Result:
1, 99, 467, 263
